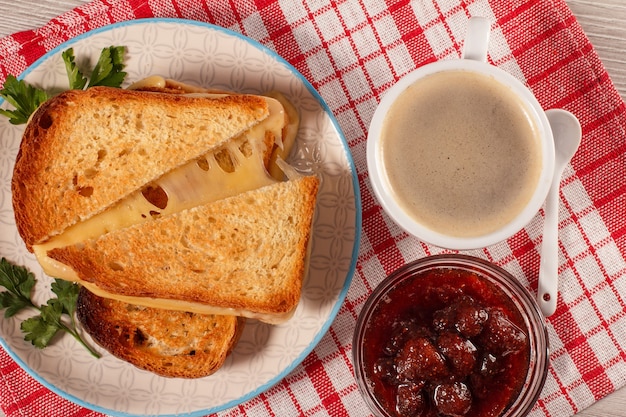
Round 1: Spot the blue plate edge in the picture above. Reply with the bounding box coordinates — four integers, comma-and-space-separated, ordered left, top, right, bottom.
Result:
0, 17, 363, 417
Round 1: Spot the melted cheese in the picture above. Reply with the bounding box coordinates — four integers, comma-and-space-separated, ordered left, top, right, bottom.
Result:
80, 281, 295, 324
128, 75, 230, 94
264, 91, 300, 179
127, 75, 167, 90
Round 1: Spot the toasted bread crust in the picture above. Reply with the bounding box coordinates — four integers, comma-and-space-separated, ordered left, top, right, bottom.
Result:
49, 176, 319, 319
77, 287, 244, 378
12, 87, 269, 250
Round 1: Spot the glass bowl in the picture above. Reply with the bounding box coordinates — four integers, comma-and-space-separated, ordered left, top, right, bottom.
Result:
353, 254, 549, 417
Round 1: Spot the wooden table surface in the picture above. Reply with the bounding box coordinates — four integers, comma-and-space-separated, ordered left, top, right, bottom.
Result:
0, 1, 625, 416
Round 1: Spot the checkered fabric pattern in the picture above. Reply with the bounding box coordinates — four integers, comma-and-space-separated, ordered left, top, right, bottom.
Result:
1, 0, 626, 416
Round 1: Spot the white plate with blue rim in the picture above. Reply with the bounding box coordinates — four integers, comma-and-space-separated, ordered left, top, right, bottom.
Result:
0, 18, 361, 417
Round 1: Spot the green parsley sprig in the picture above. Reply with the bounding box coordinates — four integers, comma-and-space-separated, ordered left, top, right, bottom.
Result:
0, 75, 48, 125
0, 258, 100, 358
62, 46, 127, 90
0, 45, 126, 125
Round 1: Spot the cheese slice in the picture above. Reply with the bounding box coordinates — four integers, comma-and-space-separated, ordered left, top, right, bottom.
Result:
79, 280, 295, 324
128, 75, 231, 94
34, 93, 287, 281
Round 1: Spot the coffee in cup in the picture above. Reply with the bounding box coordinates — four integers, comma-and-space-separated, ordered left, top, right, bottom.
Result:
367, 17, 556, 250
381, 69, 543, 238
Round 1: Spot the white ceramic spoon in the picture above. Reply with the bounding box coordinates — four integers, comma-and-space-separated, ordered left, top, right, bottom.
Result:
537, 109, 582, 317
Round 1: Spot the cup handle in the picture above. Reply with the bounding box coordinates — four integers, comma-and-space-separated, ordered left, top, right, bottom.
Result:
462, 17, 491, 62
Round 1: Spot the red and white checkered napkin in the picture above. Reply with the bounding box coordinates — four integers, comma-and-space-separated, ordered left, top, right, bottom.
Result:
1, 0, 625, 416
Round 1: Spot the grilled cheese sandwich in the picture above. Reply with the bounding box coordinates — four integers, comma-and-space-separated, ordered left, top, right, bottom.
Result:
13, 83, 318, 325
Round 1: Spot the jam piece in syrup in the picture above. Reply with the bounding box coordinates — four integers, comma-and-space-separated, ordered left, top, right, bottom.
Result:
363, 268, 530, 417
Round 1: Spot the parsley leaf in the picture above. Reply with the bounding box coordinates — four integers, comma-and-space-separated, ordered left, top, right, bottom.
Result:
0, 75, 48, 125
51, 279, 79, 316
0, 257, 36, 317
0, 291, 32, 318
0, 258, 100, 358
62, 48, 88, 90
1, 45, 127, 125
87, 46, 127, 88
21, 301, 64, 349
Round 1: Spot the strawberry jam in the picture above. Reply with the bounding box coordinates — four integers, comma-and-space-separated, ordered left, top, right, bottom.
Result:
361, 267, 531, 417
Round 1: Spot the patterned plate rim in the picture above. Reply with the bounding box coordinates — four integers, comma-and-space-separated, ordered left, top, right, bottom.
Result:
0, 17, 362, 417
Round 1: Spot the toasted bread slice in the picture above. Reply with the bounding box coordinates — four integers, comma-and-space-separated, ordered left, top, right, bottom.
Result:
130, 76, 299, 180
49, 175, 319, 323
76, 286, 244, 378
12, 86, 271, 250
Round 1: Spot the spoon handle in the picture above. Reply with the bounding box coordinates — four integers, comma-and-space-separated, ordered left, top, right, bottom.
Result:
538, 109, 581, 318
538, 176, 560, 317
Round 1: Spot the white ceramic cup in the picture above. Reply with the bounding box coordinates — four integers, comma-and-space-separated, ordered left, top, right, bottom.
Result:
366, 17, 556, 250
